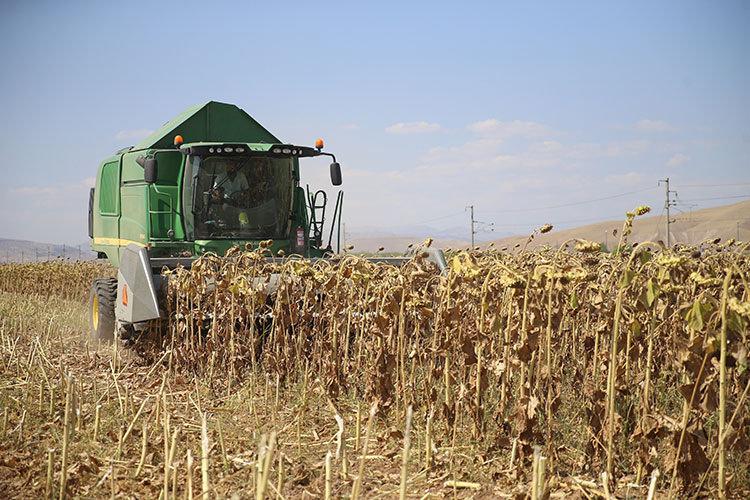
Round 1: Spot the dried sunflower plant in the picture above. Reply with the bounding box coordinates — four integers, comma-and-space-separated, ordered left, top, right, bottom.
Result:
0, 207, 748, 498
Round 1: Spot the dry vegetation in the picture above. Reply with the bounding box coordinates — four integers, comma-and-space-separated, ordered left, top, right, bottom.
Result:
1, 220, 749, 498
0, 259, 114, 302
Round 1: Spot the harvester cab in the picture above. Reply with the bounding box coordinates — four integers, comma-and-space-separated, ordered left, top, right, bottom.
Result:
178, 141, 340, 254
87, 101, 446, 341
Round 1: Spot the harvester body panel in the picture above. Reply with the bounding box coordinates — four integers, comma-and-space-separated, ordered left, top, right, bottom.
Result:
115, 244, 161, 323
90, 101, 316, 268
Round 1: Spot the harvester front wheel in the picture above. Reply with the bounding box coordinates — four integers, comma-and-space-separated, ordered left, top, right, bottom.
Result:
89, 278, 116, 342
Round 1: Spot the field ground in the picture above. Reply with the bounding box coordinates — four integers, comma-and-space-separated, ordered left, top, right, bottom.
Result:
1, 238, 749, 498
0, 293, 541, 499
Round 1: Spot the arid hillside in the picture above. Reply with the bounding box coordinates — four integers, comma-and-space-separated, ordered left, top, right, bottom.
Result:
489, 199, 750, 250
346, 200, 749, 253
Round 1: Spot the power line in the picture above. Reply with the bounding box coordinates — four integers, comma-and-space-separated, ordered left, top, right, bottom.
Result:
656, 204, 666, 228
396, 183, 744, 231
487, 213, 638, 228
649, 204, 667, 247
673, 217, 750, 223
408, 211, 465, 226
483, 186, 657, 214
673, 182, 750, 188
406, 202, 612, 227
466, 205, 494, 247
677, 194, 750, 202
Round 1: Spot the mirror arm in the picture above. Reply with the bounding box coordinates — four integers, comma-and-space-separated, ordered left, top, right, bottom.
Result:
317, 151, 337, 163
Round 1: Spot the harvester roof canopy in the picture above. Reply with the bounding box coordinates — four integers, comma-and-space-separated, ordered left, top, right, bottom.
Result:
133, 101, 280, 151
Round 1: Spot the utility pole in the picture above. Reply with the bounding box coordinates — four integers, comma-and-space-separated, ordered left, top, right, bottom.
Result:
684, 202, 698, 221
658, 178, 677, 247
466, 205, 494, 248
467, 205, 476, 247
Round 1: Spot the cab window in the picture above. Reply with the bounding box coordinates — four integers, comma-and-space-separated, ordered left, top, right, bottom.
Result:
99, 161, 120, 215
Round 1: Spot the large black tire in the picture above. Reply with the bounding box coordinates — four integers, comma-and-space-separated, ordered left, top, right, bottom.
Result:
89, 278, 117, 342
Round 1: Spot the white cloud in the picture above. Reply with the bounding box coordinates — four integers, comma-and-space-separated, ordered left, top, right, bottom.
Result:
635, 119, 675, 133
342, 123, 360, 131
385, 121, 442, 134
335, 120, 664, 230
115, 128, 154, 141
417, 135, 653, 179
341, 134, 649, 229
666, 153, 690, 167
401, 119, 559, 177
467, 119, 550, 138
568, 140, 652, 159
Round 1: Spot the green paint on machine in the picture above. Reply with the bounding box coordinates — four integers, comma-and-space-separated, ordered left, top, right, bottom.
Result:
89, 101, 344, 267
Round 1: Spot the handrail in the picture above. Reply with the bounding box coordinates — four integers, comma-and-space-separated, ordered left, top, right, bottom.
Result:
149, 186, 175, 240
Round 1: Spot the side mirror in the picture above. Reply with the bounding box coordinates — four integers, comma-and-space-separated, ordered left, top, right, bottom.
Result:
87, 187, 94, 238
330, 162, 342, 186
144, 157, 158, 184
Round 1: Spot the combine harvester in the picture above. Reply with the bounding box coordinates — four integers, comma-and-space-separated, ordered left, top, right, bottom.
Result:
88, 101, 446, 340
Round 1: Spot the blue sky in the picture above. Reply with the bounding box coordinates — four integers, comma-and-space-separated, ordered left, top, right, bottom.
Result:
0, 0, 748, 244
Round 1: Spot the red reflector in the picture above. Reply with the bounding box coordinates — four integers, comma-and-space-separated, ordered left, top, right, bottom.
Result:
122, 285, 128, 306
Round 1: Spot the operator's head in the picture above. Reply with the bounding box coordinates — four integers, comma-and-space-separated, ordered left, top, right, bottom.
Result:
226, 159, 240, 175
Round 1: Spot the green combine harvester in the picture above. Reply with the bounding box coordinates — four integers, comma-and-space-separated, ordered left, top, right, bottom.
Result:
88, 101, 446, 341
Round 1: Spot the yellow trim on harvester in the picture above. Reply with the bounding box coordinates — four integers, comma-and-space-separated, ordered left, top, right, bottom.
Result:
92, 294, 99, 330
93, 237, 147, 247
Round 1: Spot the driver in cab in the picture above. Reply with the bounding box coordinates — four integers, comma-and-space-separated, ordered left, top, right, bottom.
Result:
211, 159, 249, 206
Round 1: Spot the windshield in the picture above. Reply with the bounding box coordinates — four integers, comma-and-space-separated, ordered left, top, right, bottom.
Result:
185, 155, 293, 240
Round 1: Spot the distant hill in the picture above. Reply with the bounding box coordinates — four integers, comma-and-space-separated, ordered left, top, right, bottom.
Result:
0, 238, 96, 263
488, 200, 750, 250
345, 234, 470, 254
346, 200, 750, 254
